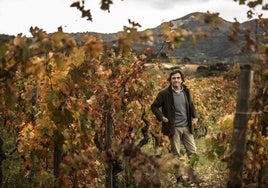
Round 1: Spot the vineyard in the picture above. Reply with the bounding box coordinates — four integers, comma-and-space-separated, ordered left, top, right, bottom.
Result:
1, 1, 268, 188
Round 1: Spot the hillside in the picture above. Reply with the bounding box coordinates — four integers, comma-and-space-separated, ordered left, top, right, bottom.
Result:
1, 12, 266, 64
132, 12, 262, 64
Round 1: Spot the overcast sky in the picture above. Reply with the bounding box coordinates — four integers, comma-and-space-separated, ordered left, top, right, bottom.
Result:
0, 0, 268, 37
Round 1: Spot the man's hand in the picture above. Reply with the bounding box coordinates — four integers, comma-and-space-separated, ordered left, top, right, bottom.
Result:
162, 116, 168, 123
192, 118, 199, 128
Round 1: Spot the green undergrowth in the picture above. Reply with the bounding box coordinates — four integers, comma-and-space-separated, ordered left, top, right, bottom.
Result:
1, 128, 229, 188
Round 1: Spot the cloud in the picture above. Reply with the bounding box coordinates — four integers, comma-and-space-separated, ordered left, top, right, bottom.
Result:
125, 0, 209, 10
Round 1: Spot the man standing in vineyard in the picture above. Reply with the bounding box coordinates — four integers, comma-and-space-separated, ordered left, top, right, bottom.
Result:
151, 69, 199, 185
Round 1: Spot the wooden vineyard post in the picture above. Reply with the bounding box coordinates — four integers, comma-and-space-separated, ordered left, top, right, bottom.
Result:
0, 138, 6, 187
104, 95, 114, 188
228, 64, 253, 187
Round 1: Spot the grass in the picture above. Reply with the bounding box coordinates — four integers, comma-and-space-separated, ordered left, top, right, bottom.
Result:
136, 132, 229, 188
1, 127, 33, 188
1, 126, 229, 188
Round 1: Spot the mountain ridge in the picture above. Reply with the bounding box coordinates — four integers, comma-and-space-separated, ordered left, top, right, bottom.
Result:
1, 12, 265, 64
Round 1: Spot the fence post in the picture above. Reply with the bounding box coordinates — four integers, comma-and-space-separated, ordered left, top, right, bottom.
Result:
104, 95, 114, 188
228, 64, 253, 187
0, 138, 6, 186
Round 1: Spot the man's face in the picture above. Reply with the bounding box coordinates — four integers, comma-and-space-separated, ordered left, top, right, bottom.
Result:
170, 73, 182, 89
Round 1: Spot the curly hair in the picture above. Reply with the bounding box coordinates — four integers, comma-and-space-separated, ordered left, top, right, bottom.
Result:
167, 69, 185, 83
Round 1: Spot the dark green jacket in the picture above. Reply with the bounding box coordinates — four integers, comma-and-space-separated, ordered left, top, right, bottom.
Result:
151, 84, 198, 136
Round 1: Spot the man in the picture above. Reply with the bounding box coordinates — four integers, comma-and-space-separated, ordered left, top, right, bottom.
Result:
151, 69, 198, 185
